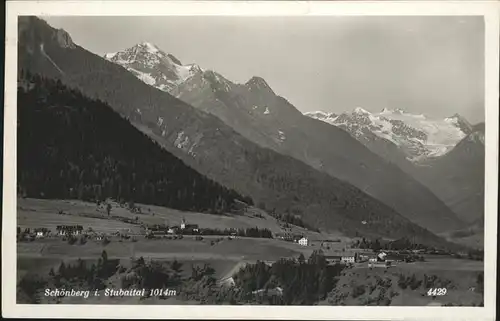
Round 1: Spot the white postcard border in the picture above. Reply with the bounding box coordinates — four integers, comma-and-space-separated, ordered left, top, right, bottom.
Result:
3, 1, 499, 320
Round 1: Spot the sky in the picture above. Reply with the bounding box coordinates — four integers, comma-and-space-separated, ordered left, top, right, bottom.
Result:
43, 16, 485, 123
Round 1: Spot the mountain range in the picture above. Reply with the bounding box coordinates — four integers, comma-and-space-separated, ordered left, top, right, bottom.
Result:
306, 108, 472, 163
306, 108, 485, 224
101, 41, 465, 234
17, 16, 475, 249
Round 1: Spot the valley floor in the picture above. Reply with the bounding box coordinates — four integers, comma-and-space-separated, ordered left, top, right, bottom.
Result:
15, 198, 483, 306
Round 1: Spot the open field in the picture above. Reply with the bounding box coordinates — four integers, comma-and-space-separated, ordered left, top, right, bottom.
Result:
18, 236, 306, 261
17, 198, 484, 270
405, 256, 483, 272
18, 199, 142, 234
17, 198, 346, 240
16, 198, 324, 285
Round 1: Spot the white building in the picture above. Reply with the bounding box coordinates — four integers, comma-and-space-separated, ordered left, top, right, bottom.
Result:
341, 255, 355, 263
298, 237, 308, 246
369, 257, 378, 263
377, 252, 387, 261
36, 231, 44, 238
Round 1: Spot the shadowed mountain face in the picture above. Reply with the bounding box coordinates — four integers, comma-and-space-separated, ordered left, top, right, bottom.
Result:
17, 73, 248, 213
413, 125, 485, 223
17, 17, 466, 248
103, 41, 465, 233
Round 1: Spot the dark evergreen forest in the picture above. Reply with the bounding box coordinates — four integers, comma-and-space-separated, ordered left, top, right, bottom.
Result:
17, 71, 252, 213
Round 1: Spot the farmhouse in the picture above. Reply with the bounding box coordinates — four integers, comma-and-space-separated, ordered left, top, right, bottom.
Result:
34, 228, 50, 238
275, 232, 293, 242
56, 225, 83, 236
325, 255, 342, 264
325, 251, 358, 264
179, 218, 199, 233
377, 251, 388, 262
166, 226, 182, 234
298, 237, 308, 246
341, 253, 357, 263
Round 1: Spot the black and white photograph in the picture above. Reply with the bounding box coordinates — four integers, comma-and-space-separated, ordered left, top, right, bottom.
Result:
2, 1, 499, 320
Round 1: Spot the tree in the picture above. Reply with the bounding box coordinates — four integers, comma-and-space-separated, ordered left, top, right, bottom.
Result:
101, 250, 108, 263
58, 262, 67, 278
170, 260, 182, 274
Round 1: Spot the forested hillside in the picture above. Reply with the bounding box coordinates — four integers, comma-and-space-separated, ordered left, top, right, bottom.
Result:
17, 72, 250, 213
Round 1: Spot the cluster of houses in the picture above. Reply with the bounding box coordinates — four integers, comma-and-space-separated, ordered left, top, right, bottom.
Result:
320, 251, 403, 266
274, 232, 309, 246
145, 218, 199, 237
17, 225, 87, 239
56, 225, 84, 236
324, 251, 359, 264
17, 224, 115, 242
17, 227, 52, 238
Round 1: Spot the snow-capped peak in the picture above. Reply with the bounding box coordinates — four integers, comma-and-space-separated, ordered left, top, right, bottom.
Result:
444, 113, 473, 134
353, 107, 370, 114
305, 111, 336, 118
104, 43, 204, 93
380, 107, 409, 115
139, 41, 161, 54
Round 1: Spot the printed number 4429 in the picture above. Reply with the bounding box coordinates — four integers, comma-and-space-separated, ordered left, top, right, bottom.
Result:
427, 288, 447, 296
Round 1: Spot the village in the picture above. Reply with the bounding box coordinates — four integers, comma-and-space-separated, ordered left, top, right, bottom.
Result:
17, 198, 433, 271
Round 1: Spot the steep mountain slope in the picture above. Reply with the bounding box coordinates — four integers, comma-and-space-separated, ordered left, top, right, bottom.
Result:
16, 16, 462, 246
414, 126, 485, 223
306, 108, 471, 163
17, 72, 248, 213
103, 42, 465, 233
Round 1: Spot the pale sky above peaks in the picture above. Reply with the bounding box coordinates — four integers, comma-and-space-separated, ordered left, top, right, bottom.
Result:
42, 16, 485, 123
